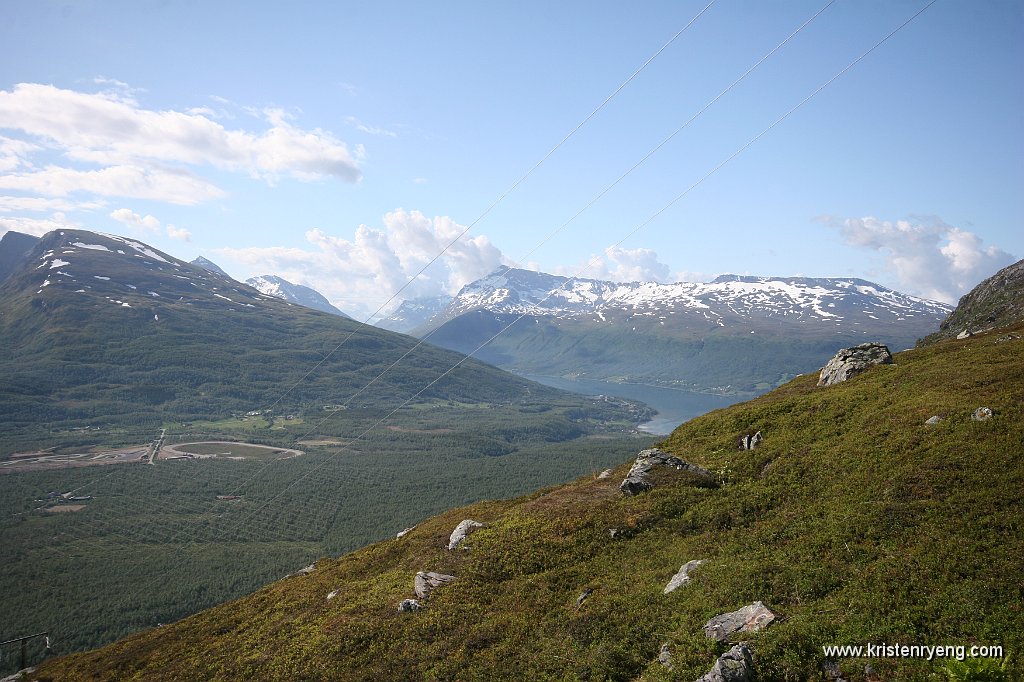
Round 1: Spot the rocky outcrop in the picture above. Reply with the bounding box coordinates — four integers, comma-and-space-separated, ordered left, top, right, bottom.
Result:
817, 343, 893, 386
397, 599, 423, 612
918, 258, 1024, 346
972, 407, 993, 421
663, 559, 704, 594
447, 519, 484, 550
696, 644, 754, 682
739, 431, 762, 450
396, 526, 416, 539
414, 571, 456, 599
704, 602, 776, 642
619, 448, 715, 496
285, 563, 315, 578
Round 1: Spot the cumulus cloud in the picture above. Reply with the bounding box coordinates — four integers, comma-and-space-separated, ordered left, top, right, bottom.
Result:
822, 215, 1016, 303
110, 207, 161, 233
0, 211, 78, 237
216, 209, 507, 319
0, 196, 105, 213
556, 245, 675, 283
165, 225, 192, 241
0, 82, 362, 206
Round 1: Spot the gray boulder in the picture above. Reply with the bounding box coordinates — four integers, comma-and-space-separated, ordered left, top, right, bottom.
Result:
619, 448, 715, 496
817, 343, 893, 386
972, 407, 993, 421
597, 468, 613, 479
925, 415, 942, 425
414, 571, 456, 599
696, 644, 754, 682
704, 601, 776, 642
397, 598, 423, 612
664, 559, 705, 594
447, 519, 484, 550
658, 643, 673, 669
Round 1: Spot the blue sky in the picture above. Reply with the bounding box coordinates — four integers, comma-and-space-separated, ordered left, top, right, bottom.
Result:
1, 0, 1021, 317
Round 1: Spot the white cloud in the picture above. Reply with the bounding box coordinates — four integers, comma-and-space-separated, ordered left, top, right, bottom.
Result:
0, 83, 362, 207
0, 196, 106, 213
823, 215, 1016, 303
0, 211, 77, 237
557, 245, 674, 283
166, 224, 191, 241
110, 207, 161, 233
345, 116, 398, 139
216, 209, 506, 319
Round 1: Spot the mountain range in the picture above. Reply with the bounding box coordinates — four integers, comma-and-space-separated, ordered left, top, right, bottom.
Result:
0, 229, 637, 451
35, 258, 1024, 681
403, 268, 951, 394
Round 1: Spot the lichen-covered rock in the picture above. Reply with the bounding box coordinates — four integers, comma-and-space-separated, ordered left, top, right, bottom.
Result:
397, 598, 423, 612
739, 431, 763, 450
704, 601, 776, 642
414, 571, 456, 599
817, 343, 893, 386
658, 643, 673, 669
447, 519, 484, 550
619, 448, 715, 496
663, 559, 704, 594
972, 407, 993, 421
696, 644, 754, 682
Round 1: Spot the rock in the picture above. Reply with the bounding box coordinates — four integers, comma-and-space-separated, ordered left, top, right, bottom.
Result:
739, 431, 763, 450
447, 519, 484, 550
817, 343, 893, 386
397, 598, 423, 612
956, 329, 972, 340
663, 559, 704, 594
972, 407, 993, 421
696, 644, 754, 682
608, 528, 620, 539
597, 468, 613, 479
704, 601, 776, 642
822, 658, 850, 681
0, 668, 36, 682
575, 588, 593, 608
285, 562, 315, 578
658, 643, 673, 669
414, 571, 456, 599
925, 415, 942, 425
396, 526, 416, 539
619, 448, 715, 496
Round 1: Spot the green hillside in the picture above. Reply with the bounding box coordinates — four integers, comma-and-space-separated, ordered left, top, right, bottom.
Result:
33, 323, 1024, 681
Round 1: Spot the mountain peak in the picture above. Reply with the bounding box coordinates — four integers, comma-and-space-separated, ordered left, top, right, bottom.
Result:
245, 274, 348, 318
191, 256, 232, 279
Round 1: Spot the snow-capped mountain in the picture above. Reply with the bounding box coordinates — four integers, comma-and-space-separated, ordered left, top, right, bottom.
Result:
425, 268, 950, 331
376, 295, 452, 334
245, 275, 349, 318
419, 268, 952, 394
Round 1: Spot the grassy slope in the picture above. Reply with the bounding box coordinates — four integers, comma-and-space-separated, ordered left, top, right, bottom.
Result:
35, 326, 1024, 681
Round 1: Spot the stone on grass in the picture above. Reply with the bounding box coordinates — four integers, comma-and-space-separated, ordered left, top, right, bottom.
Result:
663, 559, 705, 594
925, 415, 942, 425
396, 526, 416, 539
619, 448, 715, 496
658, 643, 673, 669
956, 329, 972, 340
397, 598, 423, 612
447, 519, 484, 550
704, 601, 776, 642
817, 343, 893, 387
326, 590, 338, 600
696, 644, 754, 682
972, 407, 993, 421
597, 468, 613, 479
414, 571, 456, 599
739, 431, 763, 450
575, 588, 593, 609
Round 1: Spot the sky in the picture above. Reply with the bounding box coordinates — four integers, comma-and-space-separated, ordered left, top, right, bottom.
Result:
1, 0, 1021, 318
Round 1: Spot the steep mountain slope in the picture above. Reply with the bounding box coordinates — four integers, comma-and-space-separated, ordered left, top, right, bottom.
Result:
0, 230, 39, 284
420, 269, 950, 393
918, 258, 1024, 346
376, 295, 452, 334
35, 320, 1023, 680
245, 274, 349, 317
0, 230, 636, 451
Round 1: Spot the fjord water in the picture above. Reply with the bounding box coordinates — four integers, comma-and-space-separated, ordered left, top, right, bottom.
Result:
517, 374, 754, 435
